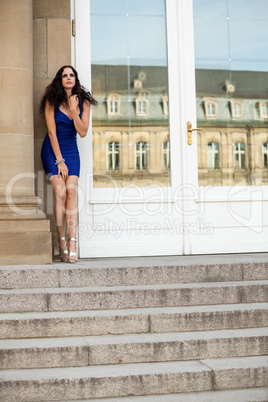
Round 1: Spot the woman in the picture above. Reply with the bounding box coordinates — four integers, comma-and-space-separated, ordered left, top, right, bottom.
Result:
40, 65, 97, 263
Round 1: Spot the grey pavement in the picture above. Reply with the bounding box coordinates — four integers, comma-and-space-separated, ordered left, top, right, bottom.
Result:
3, 251, 268, 270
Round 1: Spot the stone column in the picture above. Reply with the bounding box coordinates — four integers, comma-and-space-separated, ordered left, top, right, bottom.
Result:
0, 0, 52, 264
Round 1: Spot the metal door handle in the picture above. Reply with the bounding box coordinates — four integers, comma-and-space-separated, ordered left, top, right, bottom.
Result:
187, 121, 202, 145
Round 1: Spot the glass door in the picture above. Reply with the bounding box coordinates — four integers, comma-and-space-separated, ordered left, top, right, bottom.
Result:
190, 0, 268, 253
74, 0, 198, 257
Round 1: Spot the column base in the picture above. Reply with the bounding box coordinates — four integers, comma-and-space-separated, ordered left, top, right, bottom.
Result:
0, 220, 52, 265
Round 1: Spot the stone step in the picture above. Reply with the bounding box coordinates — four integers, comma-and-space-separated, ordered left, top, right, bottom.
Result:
72, 387, 268, 402
0, 328, 267, 370
0, 356, 267, 400
1, 303, 267, 339
0, 261, 267, 289
0, 280, 267, 313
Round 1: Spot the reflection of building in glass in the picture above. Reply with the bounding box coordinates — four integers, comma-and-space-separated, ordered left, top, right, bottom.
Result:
196, 69, 268, 186
92, 65, 170, 188
92, 66, 268, 188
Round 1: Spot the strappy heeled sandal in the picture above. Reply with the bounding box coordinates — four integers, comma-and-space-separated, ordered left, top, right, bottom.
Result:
68, 237, 77, 263
59, 237, 68, 262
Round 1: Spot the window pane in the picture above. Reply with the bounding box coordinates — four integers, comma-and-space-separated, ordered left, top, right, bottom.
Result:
91, 0, 128, 15
264, 143, 268, 169
135, 142, 147, 170
163, 141, 170, 169
234, 143, 246, 170
91, 0, 171, 188
208, 103, 215, 116
108, 142, 120, 170
233, 103, 241, 117
208, 142, 219, 170
194, 0, 268, 186
90, 16, 128, 61
127, 0, 166, 16
262, 103, 268, 117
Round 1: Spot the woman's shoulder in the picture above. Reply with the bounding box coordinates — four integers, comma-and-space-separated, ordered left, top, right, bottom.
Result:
81, 98, 90, 105
81, 99, 91, 110
45, 99, 56, 111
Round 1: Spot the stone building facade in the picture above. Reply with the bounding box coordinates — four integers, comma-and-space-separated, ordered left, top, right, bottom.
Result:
0, 0, 71, 264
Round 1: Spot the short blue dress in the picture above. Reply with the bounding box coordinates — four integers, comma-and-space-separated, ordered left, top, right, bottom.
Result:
41, 104, 83, 179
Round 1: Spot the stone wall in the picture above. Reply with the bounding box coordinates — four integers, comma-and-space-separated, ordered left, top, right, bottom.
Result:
0, 0, 53, 264
33, 0, 71, 255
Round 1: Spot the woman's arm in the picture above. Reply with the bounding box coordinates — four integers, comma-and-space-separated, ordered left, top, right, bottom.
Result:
69, 96, 90, 138
45, 101, 69, 180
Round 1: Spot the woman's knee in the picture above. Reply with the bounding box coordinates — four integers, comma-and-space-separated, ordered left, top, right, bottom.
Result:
54, 186, 67, 203
66, 187, 77, 200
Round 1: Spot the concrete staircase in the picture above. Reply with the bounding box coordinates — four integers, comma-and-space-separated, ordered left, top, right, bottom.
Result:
0, 255, 267, 401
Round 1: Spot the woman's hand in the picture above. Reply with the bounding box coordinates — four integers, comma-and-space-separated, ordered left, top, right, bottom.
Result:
69, 94, 79, 112
72, 100, 91, 138
57, 162, 69, 181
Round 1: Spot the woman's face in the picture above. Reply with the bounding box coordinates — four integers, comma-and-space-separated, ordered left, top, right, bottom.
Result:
61, 67, 76, 91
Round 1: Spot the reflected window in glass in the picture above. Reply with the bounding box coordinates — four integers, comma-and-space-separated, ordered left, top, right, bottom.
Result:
108, 142, 120, 170
205, 100, 217, 119
136, 99, 149, 116
136, 141, 147, 170
231, 101, 243, 119
108, 94, 121, 116
208, 142, 220, 170
234, 142, 246, 170
163, 141, 170, 169
163, 96, 169, 115
263, 143, 268, 169
260, 102, 268, 119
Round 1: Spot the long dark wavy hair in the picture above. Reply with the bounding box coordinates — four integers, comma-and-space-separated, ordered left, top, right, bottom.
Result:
39, 65, 97, 113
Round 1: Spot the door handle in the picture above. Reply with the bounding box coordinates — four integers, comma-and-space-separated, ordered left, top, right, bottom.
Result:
187, 121, 202, 145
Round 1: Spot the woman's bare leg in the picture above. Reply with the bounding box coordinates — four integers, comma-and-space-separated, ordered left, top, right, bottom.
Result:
65, 175, 79, 255
50, 175, 67, 254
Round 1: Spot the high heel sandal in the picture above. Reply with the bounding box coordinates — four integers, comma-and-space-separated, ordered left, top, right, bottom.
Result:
68, 237, 77, 263
59, 237, 68, 262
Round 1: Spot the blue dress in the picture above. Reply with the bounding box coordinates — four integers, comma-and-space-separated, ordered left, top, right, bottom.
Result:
41, 104, 82, 179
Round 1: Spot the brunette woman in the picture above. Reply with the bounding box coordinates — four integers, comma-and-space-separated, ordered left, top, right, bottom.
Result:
40, 65, 97, 262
